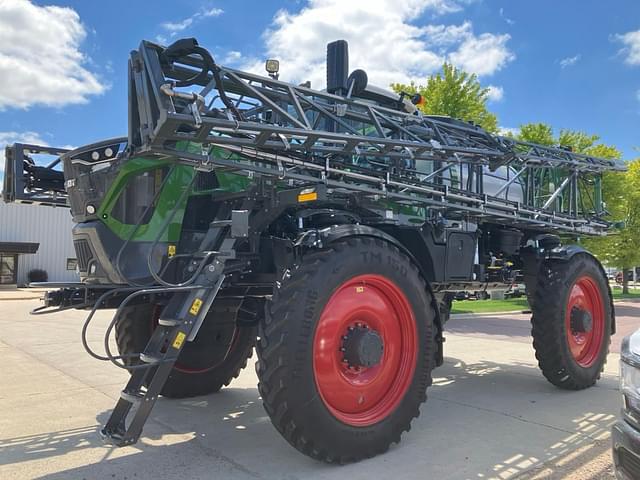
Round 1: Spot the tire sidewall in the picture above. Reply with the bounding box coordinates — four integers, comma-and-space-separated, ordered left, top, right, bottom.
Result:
115, 302, 255, 397
274, 239, 433, 453
556, 256, 611, 383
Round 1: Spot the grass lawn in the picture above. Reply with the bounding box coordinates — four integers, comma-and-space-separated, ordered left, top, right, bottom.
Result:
451, 286, 640, 315
611, 286, 640, 300
451, 297, 529, 315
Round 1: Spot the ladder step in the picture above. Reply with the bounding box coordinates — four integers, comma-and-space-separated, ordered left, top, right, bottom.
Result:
158, 317, 181, 327
100, 427, 126, 446
139, 353, 161, 364
120, 389, 145, 404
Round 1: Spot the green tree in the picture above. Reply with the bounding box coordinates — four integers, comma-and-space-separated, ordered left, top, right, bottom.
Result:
392, 63, 498, 132
583, 160, 640, 293
558, 130, 599, 153
516, 123, 555, 145
516, 124, 601, 151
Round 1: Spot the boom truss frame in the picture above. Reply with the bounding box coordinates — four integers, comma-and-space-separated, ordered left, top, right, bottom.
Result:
126, 40, 623, 236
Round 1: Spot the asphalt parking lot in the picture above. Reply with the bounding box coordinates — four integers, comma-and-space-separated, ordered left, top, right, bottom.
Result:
1, 298, 636, 480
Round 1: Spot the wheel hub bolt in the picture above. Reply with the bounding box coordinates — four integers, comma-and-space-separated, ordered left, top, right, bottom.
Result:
570, 306, 593, 333
341, 324, 383, 368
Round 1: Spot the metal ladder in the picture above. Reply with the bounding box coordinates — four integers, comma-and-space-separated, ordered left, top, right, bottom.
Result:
100, 210, 247, 446
100, 278, 224, 446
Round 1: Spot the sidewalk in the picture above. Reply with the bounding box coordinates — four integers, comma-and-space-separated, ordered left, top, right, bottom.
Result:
0, 288, 48, 301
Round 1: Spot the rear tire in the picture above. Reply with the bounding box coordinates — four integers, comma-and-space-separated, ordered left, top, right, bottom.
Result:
530, 253, 612, 390
257, 237, 435, 463
115, 297, 256, 398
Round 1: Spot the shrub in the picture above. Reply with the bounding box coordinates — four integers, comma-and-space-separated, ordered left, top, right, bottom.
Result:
27, 269, 48, 283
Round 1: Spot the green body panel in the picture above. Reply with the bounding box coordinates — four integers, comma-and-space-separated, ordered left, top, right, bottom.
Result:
96, 144, 252, 243
97, 157, 193, 242
207, 146, 252, 193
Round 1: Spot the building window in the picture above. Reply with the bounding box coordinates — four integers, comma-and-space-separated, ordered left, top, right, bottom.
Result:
66, 258, 78, 271
0, 254, 17, 284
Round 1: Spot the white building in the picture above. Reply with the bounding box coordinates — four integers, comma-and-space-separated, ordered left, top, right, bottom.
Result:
0, 202, 78, 285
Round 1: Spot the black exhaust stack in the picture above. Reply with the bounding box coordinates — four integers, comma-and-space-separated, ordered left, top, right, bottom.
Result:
326, 40, 349, 95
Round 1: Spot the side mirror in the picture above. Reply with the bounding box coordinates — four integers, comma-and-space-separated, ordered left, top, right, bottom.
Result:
346, 69, 368, 96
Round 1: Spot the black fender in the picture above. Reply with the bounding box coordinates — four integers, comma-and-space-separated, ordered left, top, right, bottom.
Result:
299, 223, 446, 365
317, 224, 408, 253
546, 244, 590, 261
312, 224, 427, 281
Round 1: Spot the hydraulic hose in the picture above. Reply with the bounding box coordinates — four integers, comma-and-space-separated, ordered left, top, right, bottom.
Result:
161, 38, 243, 121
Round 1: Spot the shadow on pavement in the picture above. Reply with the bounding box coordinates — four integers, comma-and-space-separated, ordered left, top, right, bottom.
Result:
446, 314, 533, 342
0, 357, 618, 480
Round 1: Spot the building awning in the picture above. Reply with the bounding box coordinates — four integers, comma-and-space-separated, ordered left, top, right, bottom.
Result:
0, 242, 39, 254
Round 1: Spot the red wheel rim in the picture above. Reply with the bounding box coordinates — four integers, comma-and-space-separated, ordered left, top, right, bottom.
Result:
565, 276, 605, 368
313, 274, 417, 427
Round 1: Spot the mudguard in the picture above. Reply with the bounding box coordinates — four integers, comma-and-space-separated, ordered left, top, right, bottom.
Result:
546, 244, 590, 261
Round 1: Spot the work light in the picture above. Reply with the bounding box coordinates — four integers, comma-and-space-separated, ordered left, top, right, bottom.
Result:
265, 59, 279, 79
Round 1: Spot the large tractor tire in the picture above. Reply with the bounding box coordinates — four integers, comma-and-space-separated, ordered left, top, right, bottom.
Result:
257, 237, 436, 463
530, 253, 612, 390
115, 297, 256, 398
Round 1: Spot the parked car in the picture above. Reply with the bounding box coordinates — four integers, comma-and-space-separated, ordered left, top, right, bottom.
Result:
612, 329, 640, 479
616, 271, 634, 285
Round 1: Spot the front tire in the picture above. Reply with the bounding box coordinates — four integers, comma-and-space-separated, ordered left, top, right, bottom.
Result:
115, 297, 256, 398
530, 253, 612, 390
257, 237, 436, 463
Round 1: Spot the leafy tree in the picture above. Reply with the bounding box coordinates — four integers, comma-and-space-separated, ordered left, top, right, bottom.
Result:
558, 130, 599, 153
392, 63, 498, 132
516, 124, 602, 152
583, 159, 640, 293
517, 123, 555, 146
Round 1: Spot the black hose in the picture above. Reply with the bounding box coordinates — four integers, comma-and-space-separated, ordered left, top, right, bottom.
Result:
161, 38, 243, 121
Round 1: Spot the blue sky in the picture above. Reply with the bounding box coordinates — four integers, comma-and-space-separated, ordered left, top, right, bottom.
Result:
1, 0, 639, 172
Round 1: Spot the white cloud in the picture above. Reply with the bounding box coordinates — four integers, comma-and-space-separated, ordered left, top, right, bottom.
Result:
202, 7, 224, 17
448, 30, 514, 76
499, 8, 515, 26
486, 85, 504, 102
159, 6, 224, 39
559, 54, 581, 68
424, 22, 474, 47
498, 126, 519, 137
0, 131, 47, 175
161, 18, 194, 33
0, 0, 107, 110
222, 51, 243, 64
616, 29, 640, 65
241, 0, 514, 89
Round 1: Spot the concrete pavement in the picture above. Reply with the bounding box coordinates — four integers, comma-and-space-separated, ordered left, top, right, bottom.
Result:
0, 299, 634, 480
0, 288, 48, 301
